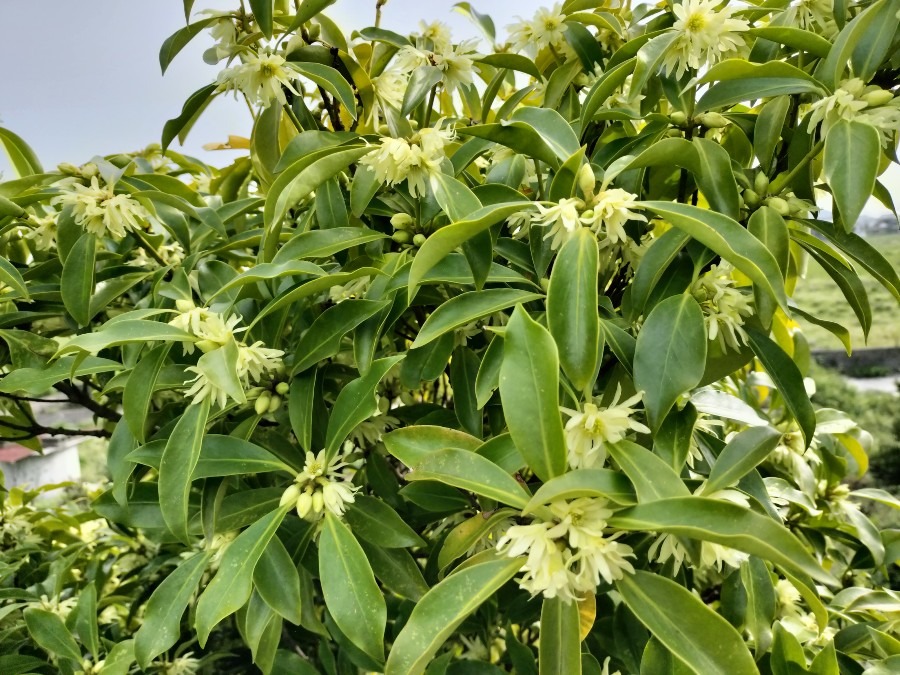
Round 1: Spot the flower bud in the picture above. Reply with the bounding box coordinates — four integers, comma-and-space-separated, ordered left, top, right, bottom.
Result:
391, 213, 414, 230
296, 491, 313, 518
175, 298, 195, 312
267, 394, 282, 413
255, 393, 271, 415
280, 484, 300, 507
57, 162, 80, 175
665, 128, 684, 138
742, 189, 760, 208
312, 491, 325, 514
275, 381, 290, 396
81, 163, 99, 178
577, 163, 596, 200
754, 172, 769, 196
196, 339, 219, 353
696, 112, 729, 128
766, 197, 790, 216
669, 111, 687, 126
413, 233, 427, 247
307, 22, 321, 40
863, 90, 894, 107
392, 230, 411, 244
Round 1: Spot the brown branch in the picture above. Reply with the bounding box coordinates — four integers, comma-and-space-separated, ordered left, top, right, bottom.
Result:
0, 418, 111, 439
53, 382, 122, 423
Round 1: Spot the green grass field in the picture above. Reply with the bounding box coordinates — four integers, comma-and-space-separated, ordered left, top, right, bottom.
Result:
792, 232, 900, 351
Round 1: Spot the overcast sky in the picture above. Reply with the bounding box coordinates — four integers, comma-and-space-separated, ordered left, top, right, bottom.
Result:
0, 0, 896, 215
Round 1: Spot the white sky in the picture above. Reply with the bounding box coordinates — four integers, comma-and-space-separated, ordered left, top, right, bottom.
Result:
0, 0, 896, 215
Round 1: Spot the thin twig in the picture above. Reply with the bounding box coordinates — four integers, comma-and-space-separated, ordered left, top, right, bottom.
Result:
0, 418, 110, 439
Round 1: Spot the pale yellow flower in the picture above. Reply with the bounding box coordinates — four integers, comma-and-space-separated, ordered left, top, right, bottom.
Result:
51, 176, 149, 240
361, 126, 454, 197
560, 390, 650, 469
662, 0, 749, 78
807, 78, 900, 142
580, 188, 646, 247
281, 450, 359, 521
507, 3, 568, 58
216, 52, 299, 107
532, 197, 584, 250
691, 263, 754, 352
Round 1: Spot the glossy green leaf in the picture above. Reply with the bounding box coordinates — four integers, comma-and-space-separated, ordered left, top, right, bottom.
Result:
56, 320, 195, 356
293, 62, 357, 119
272, 227, 386, 264
291, 299, 389, 374
631, 228, 691, 316
319, 512, 386, 662
23, 608, 82, 663
477, 53, 542, 80
412, 289, 543, 349
61, 233, 96, 326
0, 126, 43, 177
159, 18, 218, 74
0, 257, 29, 299
616, 571, 758, 675
438, 509, 518, 570
824, 119, 880, 234
629, 31, 680, 101
607, 440, 689, 502
499, 306, 567, 482
703, 425, 782, 495
123, 343, 171, 443
754, 96, 790, 172
408, 448, 532, 509
159, 399, 209, 543
345, 495, 425, 548
162, 83, 217, 151
385, 557, 524, 675
634, 294, 706, 431
548, 228, 600, 392
135, 552, 211, 668
540, 597, 582, 675
254, 535, 303, 625
640, 202, 788, 310
383, 425, 481, 467
195, 506, 288, 646
745, 328, 816, 448
524, 469, 636, 513
324, 354, 403, 459
609, 498, 834, 586
401, 65, 442, 116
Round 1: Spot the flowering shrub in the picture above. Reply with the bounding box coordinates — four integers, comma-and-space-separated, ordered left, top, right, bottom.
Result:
2, 0, 900, 672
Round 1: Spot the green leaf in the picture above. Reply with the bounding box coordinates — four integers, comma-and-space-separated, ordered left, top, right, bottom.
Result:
249, 0, 274, 38
263, 145, 373, 261
580, 58, 635, 132
438, 509, 518, 570
475, 337, 504, 409
524, 469, 636, 514
548, 228, 600, 392
0, 356, 123, 396
159, 18, 218, 74
748, 27, 832, 58
457, 122, 561, 168
499, 306, 567, 482
100, 639, 136, 675
345, 495, 425, 548
290, 0, 337, 29
616, 571, 758, 675
634, 295, 706, 432
745, 328, 816, 448
108, 420, 137, 506
319, 512, 386, 663
698, 78, 824, 110
209, 260, 324, 299
540, 597, 582, 675
71, 585, 99, 658
291, 299, 389, 374
127, 435, 292, 478
741, 557, 776, 656
23, 608, 82, 663
629, 31, 680, 101
609, 498, 834, 586
123, 344, 171, 443
293, 62, 357, 119
325, 355, 403, 459
195, 506, 288, 646
0, 126, 42, 177
56, 320, 195, 356
703, 425, 782, 495
60, 233, 96, 327
510, 107, 581, 163
162, 83, 218, 151
824, 119, 880, 233
631, 228, 691, 316
640, 202, 788, 310
815, 0, 892, 89
359, 539, 430, 602
0, 257, 29, 299
408, 448, 532, 509
607, 440, 689, 502
159, 400, 210, 543
408, 202, 533, 299
412, 289, 543, 349
135, 552, 211, 668
385, 557, 524, 675
272, 227, 386, 264
401, 65, 442, 116
477, 53, 542, 80
383, 425, 481, 467
254, 535, 303, 625
754, 96, 791, 172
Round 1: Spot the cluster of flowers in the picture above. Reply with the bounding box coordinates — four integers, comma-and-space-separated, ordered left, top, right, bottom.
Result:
51, 174, 151, 241
691, 262, 755, 352
808, 77, 900, 142
496, 497, 635, 602
280, 450, 360, 520
360, 125, 455, 198
169, 299, 284, 408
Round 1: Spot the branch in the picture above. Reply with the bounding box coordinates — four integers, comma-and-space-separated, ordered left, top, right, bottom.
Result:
53, 382, 122, 423
0, 418, 111, 439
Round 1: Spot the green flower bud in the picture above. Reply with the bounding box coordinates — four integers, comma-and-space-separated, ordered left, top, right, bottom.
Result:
696, 112, 729, 129
392, 230, 411, 244
82, 163, 99, 178
766, 197, 790, 216
863, 90, 894, 107
57, 162, 80, 175
307, 22, 321, 40
669, 111, 687, 126
275, 381, 290, 396
754, 172, 769, 196
391, 213, 414, 230
413, 233, 427, 247
665, 128, 684, 138
175, 298, 195, 312
742, 189, 760, 208
255, 393, 271, 416
196, 339, 219, 353
267, 394, 282, 414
